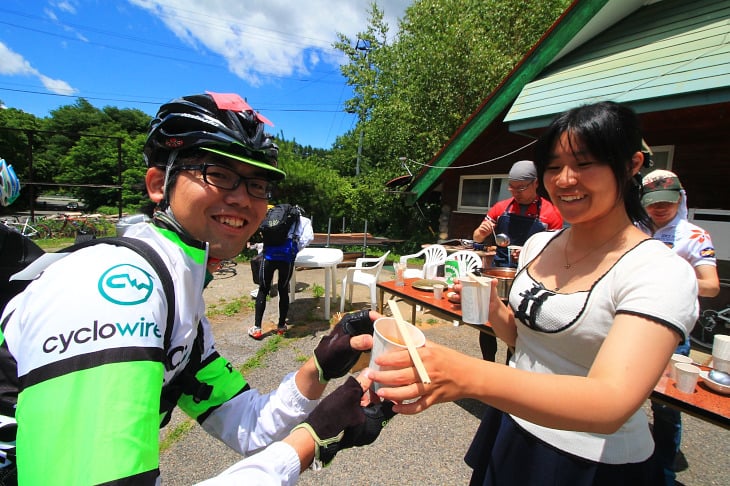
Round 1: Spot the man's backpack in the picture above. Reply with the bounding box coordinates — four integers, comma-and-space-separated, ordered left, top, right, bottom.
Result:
259, 204, 300, 247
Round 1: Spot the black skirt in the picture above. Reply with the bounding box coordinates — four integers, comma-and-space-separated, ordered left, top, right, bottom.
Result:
464, 406, 663, 486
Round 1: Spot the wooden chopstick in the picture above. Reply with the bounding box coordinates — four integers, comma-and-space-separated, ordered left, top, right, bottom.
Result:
387, 299, 431, 384
467, 271, 489, 287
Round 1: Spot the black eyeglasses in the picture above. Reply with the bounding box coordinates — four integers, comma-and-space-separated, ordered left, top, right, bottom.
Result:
179, 164, 274, 200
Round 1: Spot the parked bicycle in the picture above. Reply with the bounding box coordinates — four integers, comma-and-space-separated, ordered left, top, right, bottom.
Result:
213, 259, 238, 279
45, 213, 99, 238
1, 216, 52, 239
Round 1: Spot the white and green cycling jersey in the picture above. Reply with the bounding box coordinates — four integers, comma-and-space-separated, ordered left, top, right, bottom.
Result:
0, 221, 318, 485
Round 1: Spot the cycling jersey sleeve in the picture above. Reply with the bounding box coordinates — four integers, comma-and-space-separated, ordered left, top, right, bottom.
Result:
184, 318, 318, 455
196, 441, 301, 486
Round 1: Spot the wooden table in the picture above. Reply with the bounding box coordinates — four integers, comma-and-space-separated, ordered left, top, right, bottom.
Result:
378, 279, 730, 429
377, 278, 494, 336
652, 366, 730, 429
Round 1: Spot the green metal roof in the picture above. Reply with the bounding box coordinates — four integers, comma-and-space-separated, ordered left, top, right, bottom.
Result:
505, 0, 730, 131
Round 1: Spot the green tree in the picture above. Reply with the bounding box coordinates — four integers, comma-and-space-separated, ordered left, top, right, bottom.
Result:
0, 106, 41, 209
330, 0, 570, 243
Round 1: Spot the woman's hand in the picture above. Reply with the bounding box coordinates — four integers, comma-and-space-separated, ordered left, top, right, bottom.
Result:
368, 340, 482, 414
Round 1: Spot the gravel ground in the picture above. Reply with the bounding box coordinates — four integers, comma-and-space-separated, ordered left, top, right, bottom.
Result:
159, 262, 729, 485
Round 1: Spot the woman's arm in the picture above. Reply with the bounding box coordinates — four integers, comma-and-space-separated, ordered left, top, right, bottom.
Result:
371, 313, 678, 434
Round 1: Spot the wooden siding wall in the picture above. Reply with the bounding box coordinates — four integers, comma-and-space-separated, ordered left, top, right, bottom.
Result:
640, 103, 730, 210
439, 118, 538, 240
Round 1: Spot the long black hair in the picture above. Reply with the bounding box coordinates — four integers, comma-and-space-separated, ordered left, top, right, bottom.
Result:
534, 101, 651, 228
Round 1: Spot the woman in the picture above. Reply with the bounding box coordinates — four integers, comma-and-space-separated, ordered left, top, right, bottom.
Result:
372, 102, 698, 485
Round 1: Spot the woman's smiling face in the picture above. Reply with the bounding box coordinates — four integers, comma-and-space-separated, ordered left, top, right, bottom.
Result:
542, 132, 622, 226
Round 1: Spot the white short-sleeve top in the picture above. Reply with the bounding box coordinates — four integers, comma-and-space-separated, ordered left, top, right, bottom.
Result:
508, 230, 698, 464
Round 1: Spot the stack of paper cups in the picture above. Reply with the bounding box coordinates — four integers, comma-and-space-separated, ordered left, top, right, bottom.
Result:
712, 335, 730, 372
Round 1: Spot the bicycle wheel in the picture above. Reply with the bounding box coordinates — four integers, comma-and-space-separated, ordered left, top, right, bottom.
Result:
36, 223, 53, 239
62, 222, 78, 238
81, 222, 97, 237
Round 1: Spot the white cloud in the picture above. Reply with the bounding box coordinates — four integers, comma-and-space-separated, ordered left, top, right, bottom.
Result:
0, 42, 36, 76
127, 0, 410, 85
53, 0, 78, 14
38, 75, 76, 95
0, 41, 77, 95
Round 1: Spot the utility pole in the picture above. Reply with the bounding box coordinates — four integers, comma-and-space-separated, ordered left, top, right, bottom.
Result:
353, 37, 372, 177
356, 130, 364, 176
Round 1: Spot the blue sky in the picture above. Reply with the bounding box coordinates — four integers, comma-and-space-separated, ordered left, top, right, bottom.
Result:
0, 0, 411, 149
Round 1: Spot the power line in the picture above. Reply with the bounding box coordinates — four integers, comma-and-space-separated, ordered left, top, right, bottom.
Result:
0, 86, 347, 113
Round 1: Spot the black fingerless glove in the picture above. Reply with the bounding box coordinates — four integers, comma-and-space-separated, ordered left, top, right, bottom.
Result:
313, 309, 373, 383
293, 376, 396, 468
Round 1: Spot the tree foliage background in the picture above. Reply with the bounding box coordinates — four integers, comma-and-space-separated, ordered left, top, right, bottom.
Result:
0, 0, 569, 250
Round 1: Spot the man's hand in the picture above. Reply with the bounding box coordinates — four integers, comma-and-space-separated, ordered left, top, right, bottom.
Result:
293, 376, 396, 467
313, 310, 377, 383
473, 217, 494, 243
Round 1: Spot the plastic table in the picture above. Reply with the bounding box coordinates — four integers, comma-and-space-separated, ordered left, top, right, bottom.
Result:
290, 248, 344, 320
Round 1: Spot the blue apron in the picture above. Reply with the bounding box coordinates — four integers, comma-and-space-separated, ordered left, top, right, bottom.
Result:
492, 199, 547, 267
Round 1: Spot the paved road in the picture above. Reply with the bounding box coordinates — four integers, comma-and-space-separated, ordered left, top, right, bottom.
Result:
159, 262, 729, 485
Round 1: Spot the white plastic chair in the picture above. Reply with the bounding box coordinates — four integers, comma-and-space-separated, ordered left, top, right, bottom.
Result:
449, 250, 482, 276
399, 244, 448, 279
340, 251, 391, 312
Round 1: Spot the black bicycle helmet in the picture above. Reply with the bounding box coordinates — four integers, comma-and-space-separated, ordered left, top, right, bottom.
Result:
144, 91, 285, 181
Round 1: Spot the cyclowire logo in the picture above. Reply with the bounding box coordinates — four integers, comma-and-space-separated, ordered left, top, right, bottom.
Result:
98, 264, 154, 305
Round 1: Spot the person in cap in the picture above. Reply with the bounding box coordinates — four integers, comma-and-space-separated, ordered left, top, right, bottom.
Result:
473, 160, 563, 268
471, 160, 563, 361
0, 93, 394, 485
374, 101, 698, 486
640, 169, 719, 486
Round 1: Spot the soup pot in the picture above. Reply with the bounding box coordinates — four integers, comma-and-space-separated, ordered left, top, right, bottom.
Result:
482, 267, 516, 301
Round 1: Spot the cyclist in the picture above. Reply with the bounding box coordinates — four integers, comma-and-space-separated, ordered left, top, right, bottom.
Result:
640, 169, 720, 486
0, 93, 392, 485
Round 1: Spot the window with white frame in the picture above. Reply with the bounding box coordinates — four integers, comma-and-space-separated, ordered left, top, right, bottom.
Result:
648, 145, 674, 171
457, 175, 511, 213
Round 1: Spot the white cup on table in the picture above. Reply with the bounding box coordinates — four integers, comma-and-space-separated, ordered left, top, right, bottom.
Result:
712, 335, 730, 373
674, 363, 700, 393
667, 354, 693, 380
432, 283, 445, 300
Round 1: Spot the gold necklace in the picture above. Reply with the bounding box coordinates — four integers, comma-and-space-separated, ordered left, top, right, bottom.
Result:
563, 227, 626, 270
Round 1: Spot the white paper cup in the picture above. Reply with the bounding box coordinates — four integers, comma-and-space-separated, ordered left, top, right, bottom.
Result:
369, 317, 426, 392
432, 283, 445, 300
667, 354, 693, 380
712, 335, 730, 372
674, 363, 700, 393
460, 276, 490, 325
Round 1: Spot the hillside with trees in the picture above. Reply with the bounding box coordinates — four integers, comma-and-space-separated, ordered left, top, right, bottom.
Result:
0, 0, 570, 250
